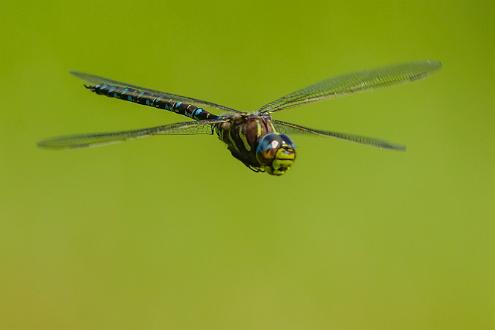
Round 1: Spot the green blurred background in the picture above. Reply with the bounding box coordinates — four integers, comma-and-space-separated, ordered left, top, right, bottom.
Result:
1, 0, 494, 329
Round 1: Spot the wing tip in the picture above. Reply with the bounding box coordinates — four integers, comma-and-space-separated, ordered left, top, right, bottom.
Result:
37, 134, 95, 149
69, 70, 84, 78
424, 59, 442, 71
390, 144, 407, 152
37, 139, 71, 150
37, 141, 62, 150
69, 70, 97, 85
410, 60, 442, 75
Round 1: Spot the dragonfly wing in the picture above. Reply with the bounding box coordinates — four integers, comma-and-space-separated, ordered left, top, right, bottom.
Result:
259, 60, 441, 113
71, 71, 243, 114
273, 119, 406, 151
38, 119, 226, 149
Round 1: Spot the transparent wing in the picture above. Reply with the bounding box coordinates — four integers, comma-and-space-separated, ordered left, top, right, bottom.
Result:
273, 119, 406, 151
71, 71, 243, 114
38, 119, 226, 149
259, 60, 441, 113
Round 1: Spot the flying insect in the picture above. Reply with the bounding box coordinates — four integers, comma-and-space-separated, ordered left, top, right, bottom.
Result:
38, 61, 441, 175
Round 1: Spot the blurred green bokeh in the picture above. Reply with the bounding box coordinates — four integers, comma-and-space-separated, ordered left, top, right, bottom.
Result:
1, 0, 494, 329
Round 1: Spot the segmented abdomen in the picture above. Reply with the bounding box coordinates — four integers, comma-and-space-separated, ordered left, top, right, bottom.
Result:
87, 84, 217, 120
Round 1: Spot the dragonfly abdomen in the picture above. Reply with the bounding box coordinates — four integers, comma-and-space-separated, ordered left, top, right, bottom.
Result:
86, 84, 218, 120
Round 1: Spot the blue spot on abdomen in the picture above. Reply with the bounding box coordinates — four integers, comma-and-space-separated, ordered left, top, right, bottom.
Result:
192, 108, 204, 119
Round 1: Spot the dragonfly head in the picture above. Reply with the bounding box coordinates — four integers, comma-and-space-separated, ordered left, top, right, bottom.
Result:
256, 133, 296, 176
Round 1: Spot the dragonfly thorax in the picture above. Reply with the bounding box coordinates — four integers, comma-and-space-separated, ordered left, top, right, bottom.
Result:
215, 114, 296, 176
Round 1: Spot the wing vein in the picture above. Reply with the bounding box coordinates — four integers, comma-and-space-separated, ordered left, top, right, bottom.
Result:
259, 60, 441, 113
71, 71, 243, 114
38, 119, 226, 149
273, 119, 406, 151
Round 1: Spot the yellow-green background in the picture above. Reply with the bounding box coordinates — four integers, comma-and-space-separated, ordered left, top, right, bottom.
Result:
1, 0, 494, 329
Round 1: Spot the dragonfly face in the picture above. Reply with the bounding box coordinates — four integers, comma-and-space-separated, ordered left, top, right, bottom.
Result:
256, 133, 296, 176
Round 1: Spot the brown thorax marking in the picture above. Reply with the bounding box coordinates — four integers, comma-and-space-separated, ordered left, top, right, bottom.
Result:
215, 114, 275, 169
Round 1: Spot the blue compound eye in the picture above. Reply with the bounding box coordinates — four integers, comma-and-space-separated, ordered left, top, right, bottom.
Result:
280, 134, 295, 148
255, 133, 283, 164
256, 133, 281, 155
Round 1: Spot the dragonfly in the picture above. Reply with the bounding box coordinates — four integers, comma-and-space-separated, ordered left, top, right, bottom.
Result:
38, 60, 441, 175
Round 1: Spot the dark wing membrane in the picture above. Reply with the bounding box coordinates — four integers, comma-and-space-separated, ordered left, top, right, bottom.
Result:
273, 120, 406, 151
71, 71, 242, 114
259, 60, 441, 113
38, 119, 225, 149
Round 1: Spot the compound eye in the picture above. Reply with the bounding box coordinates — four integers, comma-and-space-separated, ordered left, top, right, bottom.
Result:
256, 133, 283, 164
256, 133, 280, 153
280, 134, 295, 148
